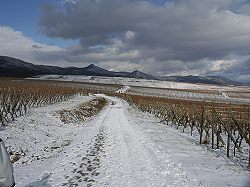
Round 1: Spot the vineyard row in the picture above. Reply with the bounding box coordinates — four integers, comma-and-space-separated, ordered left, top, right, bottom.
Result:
117, 93, 250, 168
0, 80, 93, 126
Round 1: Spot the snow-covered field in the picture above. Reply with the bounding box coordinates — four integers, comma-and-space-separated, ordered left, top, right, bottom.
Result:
35, 75, 250, 92
126, 86, 250, 104
2, 94, 250, 186
33, 75, 250, 103
115, 86, 130, 93
35, 75, 201, 90
2, 95, 95, 165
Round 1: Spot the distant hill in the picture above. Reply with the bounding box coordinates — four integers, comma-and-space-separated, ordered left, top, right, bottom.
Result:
0, 56, 246, 86
129, 70, 156, 80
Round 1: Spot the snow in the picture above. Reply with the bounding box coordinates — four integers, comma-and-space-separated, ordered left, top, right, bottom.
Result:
31, 75, 203, 90
32, 75, 250, 103
1, 95, 95, 165
34, 75, 249, 92
115, 86, 130, 93
128, 106, 250, 187
221, 92, 229, 99
2, 95, 250, 186
95, 97, 198, 187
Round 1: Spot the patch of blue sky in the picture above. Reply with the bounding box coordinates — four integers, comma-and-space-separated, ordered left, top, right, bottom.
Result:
0, 0, 77, 48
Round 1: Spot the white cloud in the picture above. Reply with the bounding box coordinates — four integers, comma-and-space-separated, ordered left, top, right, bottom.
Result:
0, 26, 65, 66
124, 31, 135, 41
210, 59, 236, 72
100, 61, 142, 72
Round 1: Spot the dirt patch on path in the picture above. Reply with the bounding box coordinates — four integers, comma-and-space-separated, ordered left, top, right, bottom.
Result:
58, 98, 107, 124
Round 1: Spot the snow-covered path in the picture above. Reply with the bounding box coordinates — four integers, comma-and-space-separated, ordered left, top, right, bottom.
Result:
6, 95, 250, 186
95, 97, 197, 187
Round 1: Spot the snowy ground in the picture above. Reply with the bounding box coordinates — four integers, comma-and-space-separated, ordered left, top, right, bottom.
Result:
32, 75, 201, 90
2, 95, 250, 186
115, 86, 130, 93
126, 86, 250, 104
32, 75, 250, 103
35, 75, 250, 92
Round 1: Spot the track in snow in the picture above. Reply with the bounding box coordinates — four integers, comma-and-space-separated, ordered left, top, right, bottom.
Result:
58, 97, 194, 187
13, 95, 250, 187
93, 97, 197, 187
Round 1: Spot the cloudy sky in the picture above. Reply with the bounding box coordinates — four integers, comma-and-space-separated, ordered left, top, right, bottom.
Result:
1, 0, 250, 82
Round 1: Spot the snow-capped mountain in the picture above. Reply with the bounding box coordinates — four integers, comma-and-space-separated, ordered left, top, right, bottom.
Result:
0, 56, 246, 85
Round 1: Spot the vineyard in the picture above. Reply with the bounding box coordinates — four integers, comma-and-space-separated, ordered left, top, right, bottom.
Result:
58, 97, 107, 124
117, 93, 250, 167
1, 78, 250, 168
1, 79, 249, 185
0, 79, 93, 126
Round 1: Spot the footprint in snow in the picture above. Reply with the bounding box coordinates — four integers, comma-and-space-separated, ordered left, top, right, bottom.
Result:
62, 128, 107, 186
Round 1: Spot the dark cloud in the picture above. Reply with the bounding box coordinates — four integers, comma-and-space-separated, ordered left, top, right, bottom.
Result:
39, 0, 250, 58
14, 0, 250, 81
32, 44, 42, 49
